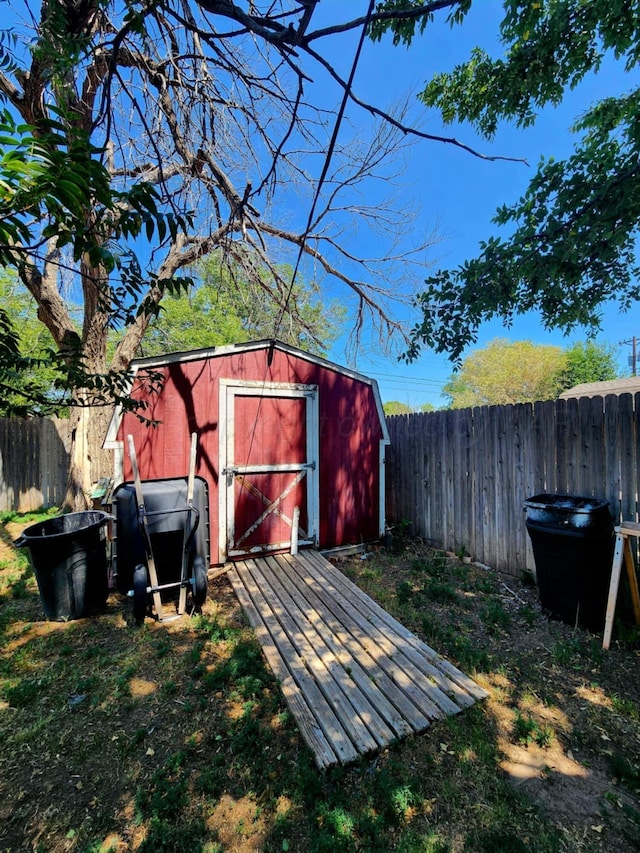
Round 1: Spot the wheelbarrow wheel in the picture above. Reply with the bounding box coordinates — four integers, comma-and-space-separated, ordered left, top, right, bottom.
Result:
191, 556, 208, 607
133, 564, 148, 623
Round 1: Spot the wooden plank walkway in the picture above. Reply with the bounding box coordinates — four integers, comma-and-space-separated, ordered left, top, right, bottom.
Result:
227, 550, 489, 769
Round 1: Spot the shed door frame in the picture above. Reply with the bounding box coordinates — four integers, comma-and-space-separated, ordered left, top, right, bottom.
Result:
218, 379, 319, 560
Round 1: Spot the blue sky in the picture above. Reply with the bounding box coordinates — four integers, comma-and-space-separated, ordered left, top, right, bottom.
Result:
312, 1, 640, 406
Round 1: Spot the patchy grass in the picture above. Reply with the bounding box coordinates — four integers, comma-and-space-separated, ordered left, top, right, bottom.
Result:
0, 513, 639, 852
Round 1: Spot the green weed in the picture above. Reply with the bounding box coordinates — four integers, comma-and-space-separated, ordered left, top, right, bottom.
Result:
360, 565, 383, 581
4, 677, 43, 708
551, 635, 604, 667
136, 816, 208, 853
195, 757, 227, 799
421, 614, 491, 673
10, 713, 57, 747
136, 758, 189, 822
422, 577, 458, 604
390, 518, 412, 550
396, 832, 451, 853
471, 828, 529, 853
391, 785, 416, 822
481, 599, 511, 634
114, 663, 137, 698
81, 839, 120, 853
611, 694, 640, 721
0, 507, 58, 524
396, 580, 414, 605
513, 711, 552, 748
193, 613, 241, 643
154, 636, 172, 658
612, 621, 640, 646
9, 573, 33, 600
320, 805, 356, 838
518, 604, 538, 627
161, 679, 178, 697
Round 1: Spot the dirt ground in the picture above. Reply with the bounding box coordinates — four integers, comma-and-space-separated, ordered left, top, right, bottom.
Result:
1, 520, 639, 851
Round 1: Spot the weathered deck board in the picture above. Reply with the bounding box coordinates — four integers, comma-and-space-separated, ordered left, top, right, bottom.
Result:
227, 551, 489, 769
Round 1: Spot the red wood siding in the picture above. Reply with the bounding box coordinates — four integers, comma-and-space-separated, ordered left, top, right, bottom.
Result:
118, 346, 384, 563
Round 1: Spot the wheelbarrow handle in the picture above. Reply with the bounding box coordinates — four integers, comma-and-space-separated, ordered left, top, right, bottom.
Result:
183, 504, 200, 552
137, 506, 154, 552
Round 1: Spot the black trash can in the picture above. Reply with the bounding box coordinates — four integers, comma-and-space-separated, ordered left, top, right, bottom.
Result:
14, 511, 110, 621
524, 494, 614, 632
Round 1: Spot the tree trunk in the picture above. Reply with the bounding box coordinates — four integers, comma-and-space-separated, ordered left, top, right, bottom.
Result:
64, 399, 114, 510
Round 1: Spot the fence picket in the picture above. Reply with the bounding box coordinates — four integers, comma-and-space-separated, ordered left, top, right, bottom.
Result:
512, 403, 531, 570
585, 396, 605, 498
604, 395, 622, 522
618, 394, 636, 525
422, 412, 433, 542
537, 399, 556, 494
453, 408, 472, 559
495, 404, 511, 572
471, 407, 485, 566
635, 394, 640, 522
430, 412, 444, 549
554, 399, 569, 496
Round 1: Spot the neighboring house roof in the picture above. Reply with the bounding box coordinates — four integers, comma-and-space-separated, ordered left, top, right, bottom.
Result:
559, 377, 640, 399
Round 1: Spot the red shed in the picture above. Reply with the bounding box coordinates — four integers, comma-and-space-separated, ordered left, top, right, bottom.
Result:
104, 340, 389, 565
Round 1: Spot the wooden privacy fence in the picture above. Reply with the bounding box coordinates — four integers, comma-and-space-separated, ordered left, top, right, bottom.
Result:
0, 418, 71, 513
385, 394, 640, 577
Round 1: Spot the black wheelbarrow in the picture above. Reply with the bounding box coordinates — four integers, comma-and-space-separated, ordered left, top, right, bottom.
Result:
113, 433, 209, 623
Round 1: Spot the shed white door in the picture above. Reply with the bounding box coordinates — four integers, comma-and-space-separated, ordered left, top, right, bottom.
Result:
219, 381, 319, 559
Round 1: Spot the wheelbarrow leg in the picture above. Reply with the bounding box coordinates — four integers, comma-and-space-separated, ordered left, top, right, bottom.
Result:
127, 434, 164, 621
178, 432, 198, 615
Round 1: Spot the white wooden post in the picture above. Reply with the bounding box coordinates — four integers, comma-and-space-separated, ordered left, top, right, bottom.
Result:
291, 506, 300, 555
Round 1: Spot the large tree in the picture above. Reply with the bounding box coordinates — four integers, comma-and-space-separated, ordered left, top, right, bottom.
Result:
1, 0, 457, 503
443, 339, 565, 408
374, 1, 640, 361
443, 338, 620, 409
554, 340, 619, 392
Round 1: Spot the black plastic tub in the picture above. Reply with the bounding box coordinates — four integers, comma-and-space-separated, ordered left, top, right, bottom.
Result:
14, 511, 110, 621
524, 494, 614, 632
112, 476, 209, 595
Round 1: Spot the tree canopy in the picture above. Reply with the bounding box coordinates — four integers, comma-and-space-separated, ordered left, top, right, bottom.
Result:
553, 340, 619, 392
375, 1, 640, 361
443, 338, 619, 409
141, 260, 345, 358
383, 400, 435, 415
0, 270, 69, 416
